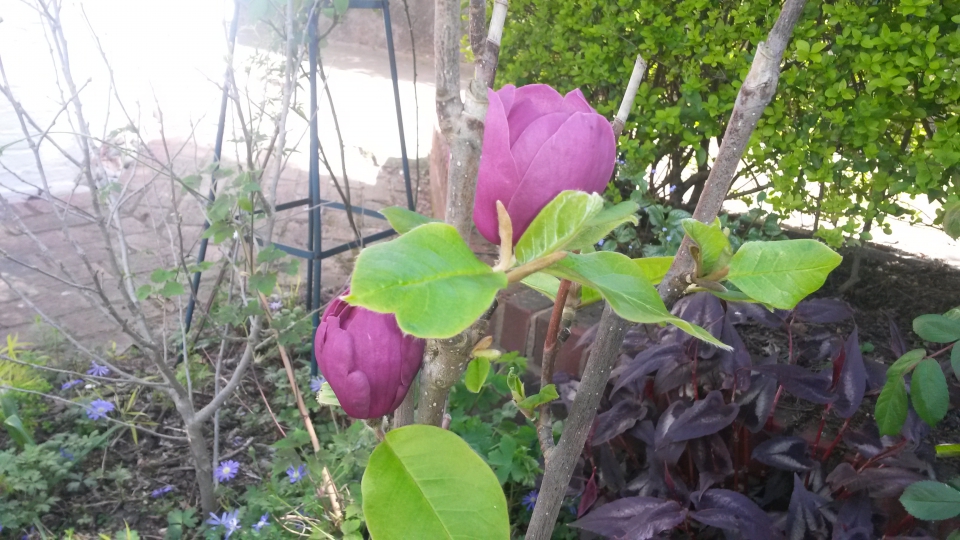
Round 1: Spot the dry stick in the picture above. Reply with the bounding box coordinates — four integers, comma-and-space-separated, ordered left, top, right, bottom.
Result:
525, 1, 807, 536
415, 0, 509, 427
256, 292, 343, 522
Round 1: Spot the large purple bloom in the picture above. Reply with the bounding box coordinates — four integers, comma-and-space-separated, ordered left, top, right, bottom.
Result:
314, 293, 425, 419
473, 84, 616, 245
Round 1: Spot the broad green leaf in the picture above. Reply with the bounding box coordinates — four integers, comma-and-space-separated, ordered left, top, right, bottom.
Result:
150, 268, 175, 283
681, 218, 732, 277
464, 358, 491, 393
900, 481, 960, 520
515, 191, 604, 264
952, 345, 960, 380
949, 530, 960, 540
887, 349, 927, 379
566, 201, 639, 251
316, 382, 341, 407
911, 359, 949, 426
362, 425, 509, 540
334, 0, 350, 15
521, 273, 560, 301
248, 272, 277, 296
3, 414, 34, 447
581, 286, 602, 306
635, 257, 673, 285
944, 201, 960, 240
544, 252, 729, 349
936, 444, 960, 458
159, 281, 186, 298
345, 223, 508, 338
876, 377, 908, 436
726, 240, 842, 310
380, 206, 439, 234
136, 285, 152, 301
517, 384, 559, 410
913, 314, 960, 343
257, 244, 287, 264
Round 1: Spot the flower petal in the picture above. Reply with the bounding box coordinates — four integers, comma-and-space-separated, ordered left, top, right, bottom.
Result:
316, 319, 371, 418
510, 111, 571, 181
506, 112, 616, 238
474, 87, 521, 244
507, 84, 565, 146
497, 84, 517, 115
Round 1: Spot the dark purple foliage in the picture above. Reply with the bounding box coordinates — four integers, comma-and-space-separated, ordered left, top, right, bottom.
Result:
863, 358, 889, 392
786, 474, 829, 540
657, 391, 739, 446
653, 401, 690, 464
717, 312, 751, 390
578, 472, 598, 518
901, 405, 931, 443
753, 364, 837, 404
833, 493, 874, 540
690, 434, 733, 491
728, 302, 788, 328
653, 357, 698, 395
673, 293, 725, 341
833, 328, 867, 418
834, 466, 925, 498
751, 436, 815, 472
691, 489, 782, 540
842, 425, 884, 458
571, 496, 687, 540
737, 372, 779, 433
793, 298, 854, 324
888, 315, 908, 358
593, 399, 647, 445
612, 343, 682, 394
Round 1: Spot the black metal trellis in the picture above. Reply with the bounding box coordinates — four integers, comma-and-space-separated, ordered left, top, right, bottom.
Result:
183, 0, 416, 377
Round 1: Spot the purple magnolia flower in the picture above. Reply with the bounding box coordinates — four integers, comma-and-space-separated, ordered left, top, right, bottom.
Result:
522, 490, 538, 511
473, 84, 616, 245
287, 464, 306, 483
314, 292, 425, 419
252, 513, 270, 532
86, 361, 110, 377
86, 399, 114, 420
310, 376, 326, 393
151, 485, 174, 498
207, 509, 241, 538
61, 379, 83, 391
214, 460, 240, 482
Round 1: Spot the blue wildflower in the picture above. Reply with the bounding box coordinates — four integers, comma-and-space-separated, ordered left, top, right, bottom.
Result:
669, 184, 677, 193
214, 460, 240, 482
151, 485, 174, 498
61, 379, 83, 390
666, 235, 673, 242
310, 376, 326, 393
207, 509, 241, 538
59, 447, 74, 460
252, 513, 270, 532
661, 227, 668, 232
86, 361, 110, 377
287, 464, 306, 484
269, 301, 282, 311
86, 399, 114, 420
522, 490, 538, 511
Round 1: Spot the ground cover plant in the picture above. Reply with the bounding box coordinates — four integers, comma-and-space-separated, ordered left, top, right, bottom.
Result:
2, 0, 960, 538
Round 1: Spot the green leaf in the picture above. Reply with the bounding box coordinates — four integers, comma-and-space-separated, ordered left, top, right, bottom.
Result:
249, 272, 277, 296
948, 530, 960, 540
565, 201, 640, 251
362, 425, 510, 540
900, 481, 960, 521
136, 285, 152, 301
517, 384, 559, 410
515, 191, 604, 264
943, 201, 960, 240
334, 0, 350, 15
726, 240, 842, 310
521, 273, 560, 301
180, 174, 202, 190
682, 218, 732, 276
257, 244, 287, 264
952, 345, 960, 380
150, 269, 176, 283
911, 359, 949, 427
464, 358, 491, 393
544, 252, 729, 349
381, 207, 439, 235
507, 370, 525, 402
887, 349, 927, 379
316, 382, 341, 407
913, 314, 960, 343
936, 444, 960, 458
159, 281, 185, 298
3, 414, 35, 447
346, 223, 508, 338
876, 377, 909, 436
634, 257, 673, 285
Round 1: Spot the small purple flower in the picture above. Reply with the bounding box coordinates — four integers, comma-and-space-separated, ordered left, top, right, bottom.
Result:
668, 184, 677, 193
269, 301, 282, 311
151, 485, 174, 498
596, 238, 605, 247
231, 436, 244, 447
309, 376, 326, 393
661, 227, 668, 232
650, 167, 657, 176
207, 509, 241, 538
59, 447, 74, 460
666, 235, 673, 242
214, 460, 240, 482
252, 513, 270, 532
61, 379, 83, 391
522, 490, 538, 511
287, 464, 306, 483
86, 361, 110, 377
86, 399, 114, 420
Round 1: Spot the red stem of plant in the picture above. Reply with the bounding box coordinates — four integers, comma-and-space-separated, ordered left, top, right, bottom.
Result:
812, 405, 831, 457
770, 316, 797, 411
928, 342, 956, 359
821, 417, 851, 462
858, 439, 908, 472
544, 280, 572, 350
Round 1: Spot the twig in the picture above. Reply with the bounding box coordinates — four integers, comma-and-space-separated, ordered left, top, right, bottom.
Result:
536, 279, 572, 457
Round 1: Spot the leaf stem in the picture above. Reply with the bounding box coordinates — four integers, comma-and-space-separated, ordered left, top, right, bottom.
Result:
536, 279, 573, 459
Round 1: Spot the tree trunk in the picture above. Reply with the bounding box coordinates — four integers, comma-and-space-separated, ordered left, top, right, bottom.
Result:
186, 421, 216, 514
